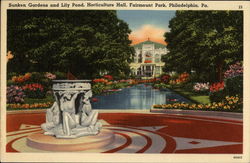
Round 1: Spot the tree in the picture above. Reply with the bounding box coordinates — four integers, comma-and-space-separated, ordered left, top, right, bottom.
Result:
163, 11, 243, 82
7, 10, 134, 79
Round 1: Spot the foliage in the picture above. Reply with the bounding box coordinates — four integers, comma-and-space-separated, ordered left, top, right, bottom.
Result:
163, 11, 243, 82
110, 82, 128, 89
7, 85, 25, 103
92, 83, 106, 95
7, 79, 15, 86
22, 83, 46, 99
7, 72, 17, 80
54, 71, 66, 79
224, 75, 243, 97
28, 72, 44, 83
209, 90, 226, 103
153, 83, 168, 89
7, 10, 134, 79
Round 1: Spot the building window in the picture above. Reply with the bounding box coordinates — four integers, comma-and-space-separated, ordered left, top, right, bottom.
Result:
155, 54, 161, 63
144, 51, 152, 63
138, 53, 142, 63
134, 57, 138, 63
155, 66, 161, 74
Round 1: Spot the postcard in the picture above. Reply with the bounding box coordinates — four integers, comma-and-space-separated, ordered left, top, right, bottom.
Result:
1, 0, 250, 162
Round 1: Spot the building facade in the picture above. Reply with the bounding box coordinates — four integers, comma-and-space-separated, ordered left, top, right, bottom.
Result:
130, 39, 168, 79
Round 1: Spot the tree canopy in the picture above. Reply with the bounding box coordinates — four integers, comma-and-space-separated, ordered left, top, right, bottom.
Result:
163, 11, 243, 82
7, 10, 134, 79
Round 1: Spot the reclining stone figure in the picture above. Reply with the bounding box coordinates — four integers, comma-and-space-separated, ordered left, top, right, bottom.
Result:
41, 90, 102, 139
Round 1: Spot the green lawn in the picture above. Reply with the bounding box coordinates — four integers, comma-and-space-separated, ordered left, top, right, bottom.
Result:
167, 86, 210, 104
24, 95, 54, 104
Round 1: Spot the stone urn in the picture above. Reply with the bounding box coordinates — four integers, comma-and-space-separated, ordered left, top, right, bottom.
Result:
41, 80, 102, 139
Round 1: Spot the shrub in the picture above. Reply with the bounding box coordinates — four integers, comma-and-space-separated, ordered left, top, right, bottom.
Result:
161, 74, 171, 83
22, 83, 46, 99
154, 83, 168, 89
92, 83, 106, 95
54, 72, 66, 80
209, 90, 226, 103
224, 75, 243, 97
7, 85, 25, 103
223, 62, 243, 98
209, 81, 225, 102
111, 83, 126, 89
7, 79, 15, 86
7, 72, 17, 80
29, 72, 44, 83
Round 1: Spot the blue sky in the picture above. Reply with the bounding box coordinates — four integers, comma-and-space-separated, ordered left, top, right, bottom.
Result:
117, 10, 176, 44
117, 10, 176, 30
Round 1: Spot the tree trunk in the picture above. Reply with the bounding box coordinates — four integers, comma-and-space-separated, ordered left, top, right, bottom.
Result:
216, 61, 224, 82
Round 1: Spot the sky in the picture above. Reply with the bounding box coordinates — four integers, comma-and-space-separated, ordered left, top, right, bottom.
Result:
117, 10, 176, 45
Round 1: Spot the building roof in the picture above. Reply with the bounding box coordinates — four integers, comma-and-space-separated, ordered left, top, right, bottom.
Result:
133, 40, 166, 49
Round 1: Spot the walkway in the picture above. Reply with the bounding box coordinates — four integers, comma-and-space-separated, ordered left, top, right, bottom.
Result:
6, 110, 242, 153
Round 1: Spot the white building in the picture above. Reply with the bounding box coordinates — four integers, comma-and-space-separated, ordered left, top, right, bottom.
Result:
130, 39, 168, 79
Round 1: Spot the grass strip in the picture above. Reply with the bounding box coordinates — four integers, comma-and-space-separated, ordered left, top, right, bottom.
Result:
166, 86, 210, 104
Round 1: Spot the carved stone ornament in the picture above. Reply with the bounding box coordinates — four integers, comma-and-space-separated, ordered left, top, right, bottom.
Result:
41, 80, 102, 139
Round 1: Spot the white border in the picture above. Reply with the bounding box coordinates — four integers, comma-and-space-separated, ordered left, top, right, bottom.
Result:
1, 1, 250, 162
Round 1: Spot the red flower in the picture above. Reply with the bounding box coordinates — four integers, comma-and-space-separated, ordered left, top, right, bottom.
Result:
209, 81, 225, 92
103, 75, 113, 81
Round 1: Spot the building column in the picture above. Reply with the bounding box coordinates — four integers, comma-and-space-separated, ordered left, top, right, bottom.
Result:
152, 66, 155, 77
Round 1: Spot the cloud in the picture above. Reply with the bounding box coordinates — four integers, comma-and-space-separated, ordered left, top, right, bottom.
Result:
129, 24, 167, 45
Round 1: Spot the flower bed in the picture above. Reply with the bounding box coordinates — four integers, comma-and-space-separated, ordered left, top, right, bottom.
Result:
22, 83, 46, 99
7, 102, 53, 110
7, 85, 25, 103
153, 95, 242, 112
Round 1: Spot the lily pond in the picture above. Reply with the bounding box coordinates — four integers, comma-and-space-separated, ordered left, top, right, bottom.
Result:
92, 84, 191, 109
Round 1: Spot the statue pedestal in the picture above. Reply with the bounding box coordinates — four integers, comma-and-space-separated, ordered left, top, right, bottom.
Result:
27, 129, 114, 151
27, 80, 109, 151
41, 80, 102, 139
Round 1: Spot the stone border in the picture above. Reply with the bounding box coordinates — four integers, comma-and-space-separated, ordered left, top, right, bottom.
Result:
6, 109, 151, 114
7, 109, 47, 114
150, 108, 243, 120
7, 108, 243, 121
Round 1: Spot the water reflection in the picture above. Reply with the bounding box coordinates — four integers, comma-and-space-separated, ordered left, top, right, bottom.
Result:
92, 84, 190, 109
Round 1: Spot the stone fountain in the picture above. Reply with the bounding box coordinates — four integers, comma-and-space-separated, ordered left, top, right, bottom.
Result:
26, 80, 114, 151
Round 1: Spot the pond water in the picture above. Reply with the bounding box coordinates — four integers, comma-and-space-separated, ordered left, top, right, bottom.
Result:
92, 84, 191, 109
